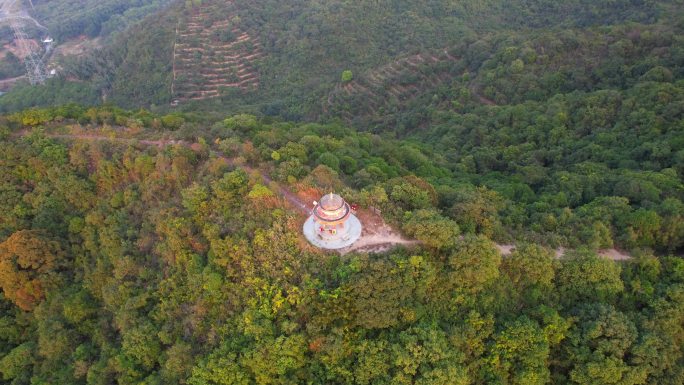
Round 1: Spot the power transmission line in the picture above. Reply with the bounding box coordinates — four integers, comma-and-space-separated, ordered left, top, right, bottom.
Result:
10, 17, 47, 84
2, 0, 48, 85
3, 0, 48, 85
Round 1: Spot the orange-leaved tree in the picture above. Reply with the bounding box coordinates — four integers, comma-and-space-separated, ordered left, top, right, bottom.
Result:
0, 230, 64, 311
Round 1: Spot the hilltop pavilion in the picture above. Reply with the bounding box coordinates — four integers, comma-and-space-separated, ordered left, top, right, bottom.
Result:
303, 192, 362, 249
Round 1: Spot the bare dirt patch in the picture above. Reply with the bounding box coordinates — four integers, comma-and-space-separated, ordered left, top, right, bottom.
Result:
498, 244, 631, 261
598, 248, 632, 261
338, 208, 419, 255
4, 38, 40, 59
50, 36, 101, 60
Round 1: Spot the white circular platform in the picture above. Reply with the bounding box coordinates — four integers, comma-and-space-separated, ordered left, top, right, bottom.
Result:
303, 215, 362, 249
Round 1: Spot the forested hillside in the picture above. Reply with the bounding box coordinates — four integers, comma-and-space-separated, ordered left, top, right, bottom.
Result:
0, 1, 683, 384
0, 0, 176, 105
3, 0, 676, 113
32, 0, 175, 40
0, 107, 683, 384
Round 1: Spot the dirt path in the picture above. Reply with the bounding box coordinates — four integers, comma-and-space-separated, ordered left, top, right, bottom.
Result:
468, 81, 497, 106
338, 208, 419, 255
497, 244, 631, 261
238, 160, 310, 215
0, 75, 25, 90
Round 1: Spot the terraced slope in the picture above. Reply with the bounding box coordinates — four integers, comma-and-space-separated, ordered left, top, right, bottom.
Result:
171, 3, 263, 102
325, 47, 465, 122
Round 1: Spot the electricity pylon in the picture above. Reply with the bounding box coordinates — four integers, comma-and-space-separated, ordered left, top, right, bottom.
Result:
3, 0, 48, 85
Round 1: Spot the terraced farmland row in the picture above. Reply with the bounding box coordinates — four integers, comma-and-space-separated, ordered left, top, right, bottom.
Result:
171, 3, 263, 103
325, 48, 465, 121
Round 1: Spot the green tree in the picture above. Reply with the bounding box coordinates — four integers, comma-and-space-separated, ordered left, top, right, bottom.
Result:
353, 339, 391, 385
0, 342, 34, 382
161, 114, 186, 130
501, 243, 556, 306
444, 236, 501, 309
560, 304, 647, 385
317, 152, 340, 171
556, 251, 624, 306
623, 209, 662, 248
224, 114, 259, 134
402, 209, 460, 249
121, 321, 162, 371
242, 335, 308, 385
632, 284, 684, 384
391, 325, 469, 385
20, 108, 52, 126
451, 186, 504, 238
189, 352, 250, 385
388, 176, 438, 212
348, 258, 414, 329
161, 342, 195, 383
341, 70, 353, 82
489, 317, 550, 385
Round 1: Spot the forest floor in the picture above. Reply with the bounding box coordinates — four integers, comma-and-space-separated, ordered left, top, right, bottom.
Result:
12, 129, 631, 260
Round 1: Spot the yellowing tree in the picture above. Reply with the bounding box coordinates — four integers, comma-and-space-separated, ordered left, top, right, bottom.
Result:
0, 230, 64, 311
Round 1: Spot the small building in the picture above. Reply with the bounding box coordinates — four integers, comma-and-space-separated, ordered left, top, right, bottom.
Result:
303, 192, 362, 249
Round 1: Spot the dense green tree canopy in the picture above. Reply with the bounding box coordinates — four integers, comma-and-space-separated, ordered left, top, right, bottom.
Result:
0, 108, 681, 384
